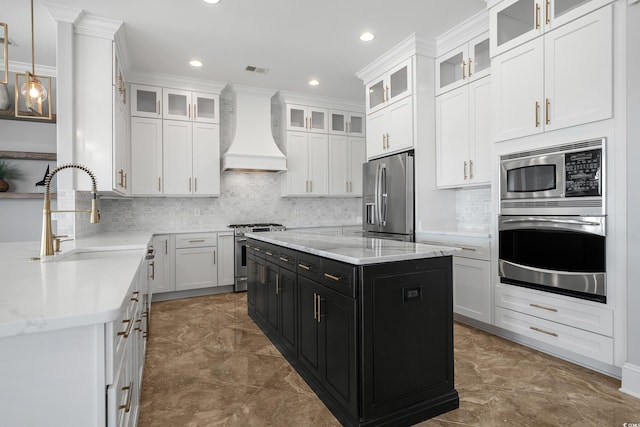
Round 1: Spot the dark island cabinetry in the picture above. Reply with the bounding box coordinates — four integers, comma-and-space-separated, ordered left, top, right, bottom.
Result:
247, 237, 459, 426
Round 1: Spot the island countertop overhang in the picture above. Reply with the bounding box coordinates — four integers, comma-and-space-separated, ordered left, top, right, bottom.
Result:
244, 231, 461, 265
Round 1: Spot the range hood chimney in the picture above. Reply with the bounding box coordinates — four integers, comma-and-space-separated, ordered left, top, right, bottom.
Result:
221, 85, 286, 172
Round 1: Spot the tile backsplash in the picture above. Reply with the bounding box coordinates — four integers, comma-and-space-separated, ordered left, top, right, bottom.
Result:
455, 187, 491, 230
98, 171, 362, 232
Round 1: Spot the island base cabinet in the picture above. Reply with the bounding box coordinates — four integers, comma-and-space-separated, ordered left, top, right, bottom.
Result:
247, 238, 459, 426
360, 259, 459, 423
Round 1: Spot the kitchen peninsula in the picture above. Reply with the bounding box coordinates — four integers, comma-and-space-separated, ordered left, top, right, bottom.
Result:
245, 232, 460, 426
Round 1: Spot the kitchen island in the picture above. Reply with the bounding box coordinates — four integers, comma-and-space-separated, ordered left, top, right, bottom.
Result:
245, 232, 461, 426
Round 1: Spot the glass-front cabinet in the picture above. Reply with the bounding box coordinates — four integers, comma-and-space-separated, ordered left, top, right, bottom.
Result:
286, 104, 328, 133
490, 0, 612, 57
163, 88, 191, 121
436, 32, 490, 95
329, 110, 365, 137
193, 92, 219, 124
131, 84, 162, 118
365, 58, 412, 114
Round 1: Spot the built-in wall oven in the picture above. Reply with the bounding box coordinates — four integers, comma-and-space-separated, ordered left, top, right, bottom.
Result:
230, 223, 285, 292
498, 138, 607, 303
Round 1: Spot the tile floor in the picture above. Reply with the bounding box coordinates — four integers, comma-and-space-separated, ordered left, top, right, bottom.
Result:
139, 292, 640, 426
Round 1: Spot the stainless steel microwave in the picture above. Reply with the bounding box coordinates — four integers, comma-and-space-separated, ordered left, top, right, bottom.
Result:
500, 138, 605, 215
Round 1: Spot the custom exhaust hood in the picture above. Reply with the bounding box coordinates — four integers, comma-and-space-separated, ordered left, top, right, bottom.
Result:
221, 85, 287, 172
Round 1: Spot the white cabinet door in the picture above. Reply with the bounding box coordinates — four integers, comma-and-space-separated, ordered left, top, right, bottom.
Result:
131, 117, 163, 195
308, 106, 329, 134
163, 88, 192, 121
329, 110, 364, 136
163, 120, 193, 195
453, 257, 492, 323
492, 38, 544, 142
366, 109, 387, 159
436, 87, 470, 187
544, 5, 612, 132
285, 131, 309, 195
286, 104, 328, 133
113, 100, 129, 195
490, 0, 541, 57
365, 73, 386, 114
386, 96, 414, 154
131, 84, 162, 118
150, 235, 175, 294
308, 133, 329, 195
193, 92, 219, 123
192, 123, 220, 195
217, 233, 235, 286
329, 135, 349, 195
387, 58, 413, 106
348, 137, 365, 195
347, 112, 366, 137
436, 45, 469, 95
468, 77, 492, 185
175, 246, 218, 291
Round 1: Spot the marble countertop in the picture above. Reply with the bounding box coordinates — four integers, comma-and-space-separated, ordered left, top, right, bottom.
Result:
0, 232, 153, 339
244, 231, 460, 265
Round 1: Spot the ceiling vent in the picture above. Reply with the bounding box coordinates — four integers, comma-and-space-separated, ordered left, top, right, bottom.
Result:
245, 65, 269, 74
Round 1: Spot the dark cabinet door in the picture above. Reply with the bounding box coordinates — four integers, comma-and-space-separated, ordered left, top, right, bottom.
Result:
265, 262, 280, 333
278, 267, 297, 355
247, 255, 256, 313
319, 290, 357, 417
254, 257, 267, 322
298, 276, 321, 381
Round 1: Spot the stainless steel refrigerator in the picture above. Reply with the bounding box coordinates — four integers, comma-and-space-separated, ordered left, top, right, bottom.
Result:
363, 151, 414, 241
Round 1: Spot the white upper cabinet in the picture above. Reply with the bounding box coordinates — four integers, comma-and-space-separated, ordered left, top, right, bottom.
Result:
365, 58, 413, 114
131, 117, 163, 195
490, 0, 613, 57
282, 131, 329, 196
329, 110, 365, 137
193, 92, 220, 123
492, 5, 612, 141
286, 104, 328, 133
366, 96, 413, 160
436, 33, 490, 95
328, 135, 365, 196
131, 84, 162, 118
163, 88, 191, 121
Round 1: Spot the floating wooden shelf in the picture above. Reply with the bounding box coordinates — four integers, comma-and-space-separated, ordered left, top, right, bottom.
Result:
0, 109, 57, 123
0, 192, 56, 199
0, 150, 57, 161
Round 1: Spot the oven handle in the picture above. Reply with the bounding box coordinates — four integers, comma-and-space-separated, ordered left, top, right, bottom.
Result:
236, 238, 247, 242
499, 216, 605, 236
501, 218, 601, 226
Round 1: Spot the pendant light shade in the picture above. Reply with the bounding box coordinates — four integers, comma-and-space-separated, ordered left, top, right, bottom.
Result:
15, 0, 52, 120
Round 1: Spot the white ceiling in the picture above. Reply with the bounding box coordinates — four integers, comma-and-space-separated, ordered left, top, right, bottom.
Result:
2, 0, 487, 102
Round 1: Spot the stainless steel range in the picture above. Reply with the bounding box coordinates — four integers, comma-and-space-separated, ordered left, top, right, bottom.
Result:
229, 223, 286, 292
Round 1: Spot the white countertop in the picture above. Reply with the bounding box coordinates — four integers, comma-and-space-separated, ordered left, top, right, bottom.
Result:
0, 232, 153, 339
245, 231, 460, 265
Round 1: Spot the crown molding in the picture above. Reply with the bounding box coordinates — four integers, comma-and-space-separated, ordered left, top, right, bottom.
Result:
42, 3, 83, 24
8, 60, 57, 77
436, 9, 489, 57
128, 71, 227, 94
355, 33, 436, 84
74, 14, 122, 40
275, 90, 365, 112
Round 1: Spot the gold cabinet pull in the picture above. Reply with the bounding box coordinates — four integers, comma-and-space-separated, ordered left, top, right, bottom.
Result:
323, 273, 341, 282
194, 177, 197, 193
265, 251, 273, 256
382, 134, 386, 149
276, 273, 279, 294
189, 177, 192, 192
545, 98, 550, 125
530, 303, 558, 312
150, 261, 155, 280
385, 86, 390, 102
298, 263, 311, 271
313, 292, 317, 320
386, 133, 390, 149
535, 2, 541, 29
279, 256, 289, 262
463, 161, 468, 180
213, 249, 216, 265
158, 177, 161, 192
123, 172, 127, 189
469, 160, 474, 179
165, 240, 168, 255
535, 101, 540, 127
545, 0, 551, 24
468, 57, 473, 77
131, 291, 140, 302
194, 104, 197, 120
157, 100, 160, 115
188, 104, 191, 119
119, 381, 133, 412
462, 60, 467, 79
117, 319, 132, 338
317, 295, 322, 323
530, 326, 558, 337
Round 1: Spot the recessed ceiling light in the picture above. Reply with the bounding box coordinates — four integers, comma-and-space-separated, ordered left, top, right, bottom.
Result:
309, 79, 320, 86
189, 59, 203, 68
360, 32, 375, 42
203, 0, 221, 3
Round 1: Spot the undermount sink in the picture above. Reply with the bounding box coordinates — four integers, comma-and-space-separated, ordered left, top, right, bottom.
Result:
53, 248, 143, 262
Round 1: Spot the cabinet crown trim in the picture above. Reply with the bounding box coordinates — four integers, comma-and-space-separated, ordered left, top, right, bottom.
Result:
128, 72, 226, 94
356, 33, 435, 84
436, 10, 489, 57
276, 90, 365, 112
74, 13, 122, 39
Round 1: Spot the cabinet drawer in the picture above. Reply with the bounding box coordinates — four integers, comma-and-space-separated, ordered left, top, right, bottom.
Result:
321, 258, 357, 298
494, 306, 613, 364
495, 284, 613, 337
246, 241, 266, 258
262, 244, 281, 264
297, 252, 321, 282
175, 233, 217, 248
106, 285, 139, 385
449, 236, 490, 261
277, 247, 298, 272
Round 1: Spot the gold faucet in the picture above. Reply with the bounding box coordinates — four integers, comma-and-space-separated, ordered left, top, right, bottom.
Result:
41, 163, 100, 257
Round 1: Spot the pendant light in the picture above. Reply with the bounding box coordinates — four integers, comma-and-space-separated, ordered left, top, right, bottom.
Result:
15, 0, 52, 120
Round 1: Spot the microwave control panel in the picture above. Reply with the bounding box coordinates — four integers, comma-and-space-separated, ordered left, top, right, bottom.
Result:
565, 149, 601, 197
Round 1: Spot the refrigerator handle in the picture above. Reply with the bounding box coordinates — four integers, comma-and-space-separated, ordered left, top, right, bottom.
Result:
374, 163, 381, 225
381, 165, 387, 226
